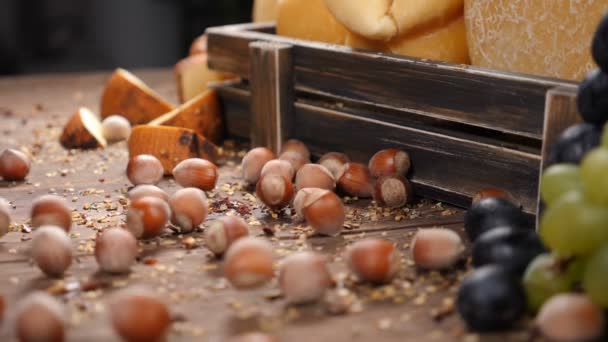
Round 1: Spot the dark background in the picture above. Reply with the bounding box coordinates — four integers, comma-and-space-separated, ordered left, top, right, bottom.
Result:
0, 0, 254, 75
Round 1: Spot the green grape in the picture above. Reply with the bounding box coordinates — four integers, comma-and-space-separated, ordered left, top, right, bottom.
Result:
583, 245, 608, 307
523, 254, 578, 311
581, 147, 608, 206
540, 191, 608, 256
540, 164, 582, 206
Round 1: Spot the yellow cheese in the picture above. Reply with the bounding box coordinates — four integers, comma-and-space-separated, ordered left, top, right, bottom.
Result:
253, 0, 278, 22
465, 0, 608, 81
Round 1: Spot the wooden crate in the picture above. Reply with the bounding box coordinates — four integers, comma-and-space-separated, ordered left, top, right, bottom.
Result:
206, 22, 581, 216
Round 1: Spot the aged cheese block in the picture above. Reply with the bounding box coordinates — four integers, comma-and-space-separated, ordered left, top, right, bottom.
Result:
100, 68, 174, 125
253, 0, 278, 22
189, 34, 208, 56
128, 126, 219, 175
465, 0, 608, 81
175, 53, 231, 103
148, 89, 223, 145
277, 0, 469, 64
60, 107, 107, 149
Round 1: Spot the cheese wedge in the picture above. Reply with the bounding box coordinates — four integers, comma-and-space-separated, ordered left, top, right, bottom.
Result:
100, 68, 174, 125
60, 107, 107, 149
128, 126, 219, 175
148, 89, 223, 145
174, 54, 230, 103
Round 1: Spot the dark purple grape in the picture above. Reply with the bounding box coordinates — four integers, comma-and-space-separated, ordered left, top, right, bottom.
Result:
472, 227, 546, 275
457, 265, 526, 331
592, 12, 608, 72
548, 123, 601, 165
577, 69, 608, 125
464, 198, 527, 241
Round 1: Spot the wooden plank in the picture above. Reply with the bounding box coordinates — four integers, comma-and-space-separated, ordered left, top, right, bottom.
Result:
292, 102, 541, 214
536, 86, 580, 225
249, 41, 294, 153
206, 23, 575, 140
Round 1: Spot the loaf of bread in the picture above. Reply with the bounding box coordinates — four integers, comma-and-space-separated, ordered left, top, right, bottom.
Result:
276, 0, 469, 64
465, 0, 606, 81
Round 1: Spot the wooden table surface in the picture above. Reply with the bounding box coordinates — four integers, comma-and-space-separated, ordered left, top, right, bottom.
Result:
0, 70, 530, 342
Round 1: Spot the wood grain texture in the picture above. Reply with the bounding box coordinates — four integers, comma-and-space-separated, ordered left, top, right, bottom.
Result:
207, 22, 575, 140
249, 41, 294, 152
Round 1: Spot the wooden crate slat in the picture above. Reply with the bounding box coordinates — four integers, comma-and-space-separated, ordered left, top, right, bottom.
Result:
292, 102, 541, 214
207, 23, 574, 140
211, 81, 251, 139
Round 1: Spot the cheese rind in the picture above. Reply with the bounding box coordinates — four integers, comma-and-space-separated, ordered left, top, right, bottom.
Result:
60, 107, 107, 149
465, 0, 607, 81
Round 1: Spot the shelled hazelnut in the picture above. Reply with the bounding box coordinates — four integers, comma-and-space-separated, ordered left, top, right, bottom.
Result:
336, 163, 373, 198
295, 164, 336, 192
281, 139, 311, 160
204, 216, 249, 256
411, 228, 464, 270
31, 225, 72, 278
101, 115, 131, 142
0, 197, 10, 238
256, 173, 294, 210
126, 154, 164, 185
472, 188, 516, 205
279, 251, 333, 304
318, 152, 350, 179
0, 148, 31, 181
368, 148, 411, 178
110, 289, 171, 342
346, 238, 401, 284
373, 176, 413, 208
261, 159, 295, 181
241, 147, 275, 184
279, 151, 309, 172
536, 294, 604, 342
126, 196, 170, 239
293, 188, 345, 236
127, 184, 169, 203
30, 195, 72, 232
169, 188, 208, 233
95, 228, 138, 274
224, 237, 274, 289
172, 158, 218, 191
16, 292, 65, 342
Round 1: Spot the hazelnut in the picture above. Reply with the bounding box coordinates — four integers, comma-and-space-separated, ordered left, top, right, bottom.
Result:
336, 163, 373, 198
0, 294, 4, 321
318, 152, 350, 179
16, 292, 65, 342
368, 148, 411, 178
0, 148, 31, 181
0, 197, 10, 238
172, 158, 218, 191
169, 188, 208, 233
126, 196, 170, 239
128, 184, 169, 203
110, 289, 171, 342
204, 216, 249, 256
255, 173, 294, 210
472, 188, 517, 205
95, 228, 138, 274
293, 188, 345, 236
126, 154, 164, 185
536, 293, 604, 342
411, 228, 464, 270
241, 147, 275, 184
346, 238, 401, 284
31, 225, 72, 278
224, 237, 274, 289
101, 115, 131, 142
228, 332, 279, 342
373, 176, 413, 208
295, 164, 336, 192
30, 195, 72, 232
279, 251, 333, 304
279, 151, 309, 172
261, 159, 295, 181
281, 139, 310, 160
